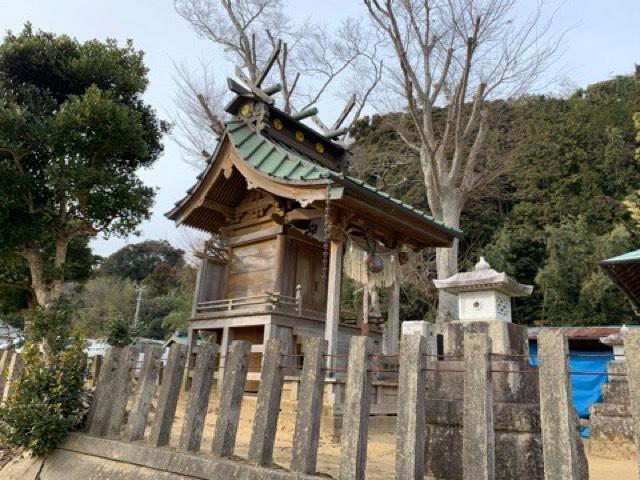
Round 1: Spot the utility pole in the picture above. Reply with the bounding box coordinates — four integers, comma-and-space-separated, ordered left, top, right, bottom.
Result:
134, 284, 146, 327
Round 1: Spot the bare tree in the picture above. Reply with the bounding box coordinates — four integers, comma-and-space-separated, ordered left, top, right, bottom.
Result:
174, 0, 382, 166
363, 0, 561, 321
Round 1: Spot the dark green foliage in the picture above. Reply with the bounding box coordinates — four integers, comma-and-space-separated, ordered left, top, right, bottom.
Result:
105, 314, 136, 347
26, 300, 78, 353
0, 24, 168, 309
0, 237, 98, 326
100, 240, 185, 283
486, 73, 640, 324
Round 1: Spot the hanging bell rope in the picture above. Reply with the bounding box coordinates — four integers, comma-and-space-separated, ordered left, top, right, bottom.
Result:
343, 238, 397, 289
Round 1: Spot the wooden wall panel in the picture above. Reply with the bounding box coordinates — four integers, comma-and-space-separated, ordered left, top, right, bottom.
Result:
293, 243, 327, 311
225, 239, 276, 298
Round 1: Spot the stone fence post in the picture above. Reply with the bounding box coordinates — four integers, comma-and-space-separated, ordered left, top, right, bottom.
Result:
179, 342, 219, 452
1, 353, 24, 403
462, 332, 494, 480
89, 354, 103, 388
395, 333, 428, 480
106, 345, 138, 437
623, 330, 640, 478
248, 339, 287, 465
88, 347, 122, 436
0, 350, 13, 400
339, 336, 373, 480
290, 337, 327, 475
538, 329, 584, 480
149, 344, 187, 447
127, 345, 163, 442
211, 340, 251, 457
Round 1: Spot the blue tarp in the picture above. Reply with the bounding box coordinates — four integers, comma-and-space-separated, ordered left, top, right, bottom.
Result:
529, 342, 613, 437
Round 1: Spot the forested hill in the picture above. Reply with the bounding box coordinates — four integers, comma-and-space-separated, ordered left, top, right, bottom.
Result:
350, 70, 640, 326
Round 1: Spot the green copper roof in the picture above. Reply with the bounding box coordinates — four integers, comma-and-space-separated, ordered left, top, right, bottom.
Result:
227, 120, 330, 182
168, 119, 462, 239
224, 119, 462, 236
601, 249, 640, 264
338, 176, 461, 235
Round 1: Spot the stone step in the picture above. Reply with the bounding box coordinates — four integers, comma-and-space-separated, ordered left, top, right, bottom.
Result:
602, 381, 629, 404
607, 360, 627, 381
590, 402, 631, 418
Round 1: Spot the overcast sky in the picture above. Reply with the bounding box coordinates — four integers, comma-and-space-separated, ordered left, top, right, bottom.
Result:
2, 0, 639, 257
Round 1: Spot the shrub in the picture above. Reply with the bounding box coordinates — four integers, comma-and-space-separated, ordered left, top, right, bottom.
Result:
0, 302, 87, 456
106, 313, 137, 347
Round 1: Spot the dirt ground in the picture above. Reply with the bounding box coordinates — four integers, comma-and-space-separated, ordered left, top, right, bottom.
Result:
0, 441, 21, 472
0, 397, 635, 479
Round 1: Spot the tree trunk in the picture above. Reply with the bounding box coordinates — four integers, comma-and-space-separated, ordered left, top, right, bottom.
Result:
22, 236, 70, 308
22, 247, 55, 307
435, 190, 463, 323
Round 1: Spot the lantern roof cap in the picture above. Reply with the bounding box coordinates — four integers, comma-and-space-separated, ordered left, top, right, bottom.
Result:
433, 257, 533, 297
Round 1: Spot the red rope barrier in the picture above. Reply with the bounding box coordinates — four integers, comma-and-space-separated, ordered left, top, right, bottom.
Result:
422, 368, 465, 373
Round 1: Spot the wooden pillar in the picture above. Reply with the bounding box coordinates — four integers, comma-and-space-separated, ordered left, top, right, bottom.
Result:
220, 326, 231, 373
273, 233, 287, 293
325, 238, 344, 368
385, 267, 400, 355
191, 256, 208, 317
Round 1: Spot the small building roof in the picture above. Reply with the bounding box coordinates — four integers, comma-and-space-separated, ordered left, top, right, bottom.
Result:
528, 326, 626, 342
600, 249, 640, 313
433, 257, 533, 297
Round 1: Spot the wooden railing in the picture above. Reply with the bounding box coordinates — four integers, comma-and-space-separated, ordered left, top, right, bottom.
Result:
194, 286, 320, 318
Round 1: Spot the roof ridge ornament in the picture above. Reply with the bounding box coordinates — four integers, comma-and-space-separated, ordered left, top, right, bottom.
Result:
475, 256, 491, 271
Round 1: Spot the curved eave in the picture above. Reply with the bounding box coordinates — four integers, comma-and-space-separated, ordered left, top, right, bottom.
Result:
166, 134, 336, 231
600, 259, 640, 310
329, 174, 462, 248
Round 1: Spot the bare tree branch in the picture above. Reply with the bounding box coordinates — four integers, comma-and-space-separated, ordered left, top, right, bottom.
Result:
175, 0, 382, 165
363, 0, 563, 317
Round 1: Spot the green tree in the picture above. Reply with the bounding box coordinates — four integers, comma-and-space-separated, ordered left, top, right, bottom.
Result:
536, 220, 634, 325
0, 25, 168, 320
0, 237, 98, 328
486, 73, 640, 324
73, 241, 194, 340
100, 240, 184, 283
73, 275, 137, 336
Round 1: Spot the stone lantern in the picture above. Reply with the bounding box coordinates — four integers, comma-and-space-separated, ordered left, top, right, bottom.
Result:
433, 256, 533, 323
433, 257, 533, 355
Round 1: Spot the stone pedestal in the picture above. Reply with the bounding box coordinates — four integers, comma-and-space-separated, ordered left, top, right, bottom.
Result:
443, 321, 529, 356
425, 321, 545, 480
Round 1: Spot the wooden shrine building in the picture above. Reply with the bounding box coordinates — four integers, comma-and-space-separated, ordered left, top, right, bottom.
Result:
167, 80, 461, 372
